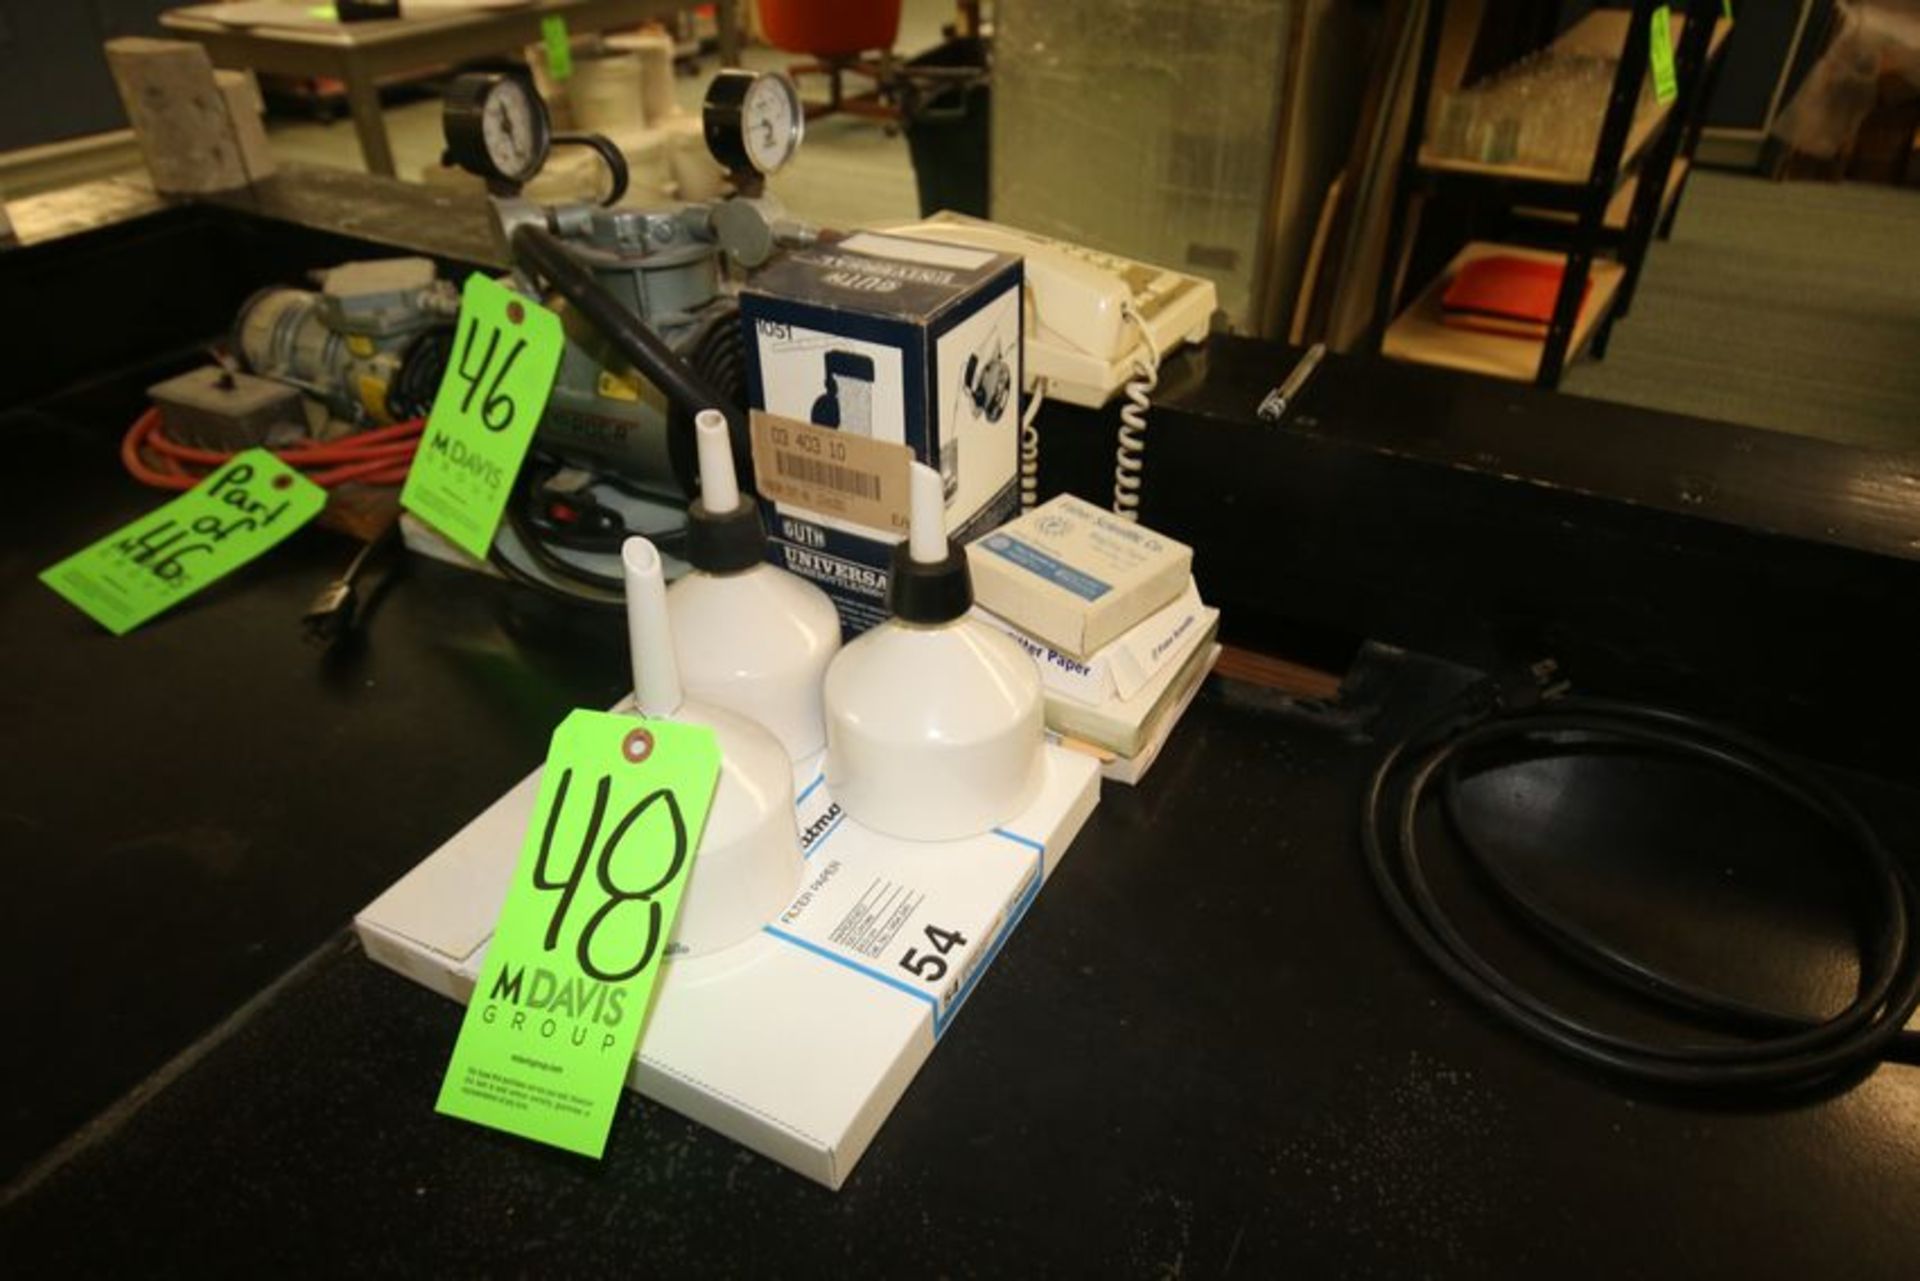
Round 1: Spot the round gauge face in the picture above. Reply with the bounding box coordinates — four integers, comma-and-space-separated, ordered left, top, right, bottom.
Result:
740, 74, 803, 174
480, 78, 546, 182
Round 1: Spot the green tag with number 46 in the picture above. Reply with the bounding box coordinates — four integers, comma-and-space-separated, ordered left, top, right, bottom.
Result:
436, 711, 721, 1158
40, 449, 325, 635
401, 274, 565, 562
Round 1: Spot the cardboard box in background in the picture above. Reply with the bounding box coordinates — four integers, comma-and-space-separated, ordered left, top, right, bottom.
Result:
742, 232, 1023, 635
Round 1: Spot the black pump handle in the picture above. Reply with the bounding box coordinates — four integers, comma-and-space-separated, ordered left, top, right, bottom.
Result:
510, 223, 738, 433
549, 132, 629, 207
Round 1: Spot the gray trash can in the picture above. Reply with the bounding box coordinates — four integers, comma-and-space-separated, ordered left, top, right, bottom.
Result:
899, 37, 991, 218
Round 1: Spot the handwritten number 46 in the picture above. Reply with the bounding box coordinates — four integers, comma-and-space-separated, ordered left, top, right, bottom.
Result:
532, 768, 688, 983
114, 462, 288, 582
453, 315, 526, 433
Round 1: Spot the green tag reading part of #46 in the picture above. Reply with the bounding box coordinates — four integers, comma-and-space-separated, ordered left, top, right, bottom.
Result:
1649, 6, 1679, 105
39, 449, 325, 635
400, 274, 564, 562
436, 711, 722, 1158
542, 15, 573, 81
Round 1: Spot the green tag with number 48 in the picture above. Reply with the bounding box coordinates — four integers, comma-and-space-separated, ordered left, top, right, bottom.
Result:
401, 274, 565, 562
436, 710, 721, 1158
40, 449, 325, 635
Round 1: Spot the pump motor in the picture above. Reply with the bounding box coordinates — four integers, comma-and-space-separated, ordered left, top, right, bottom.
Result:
234, 256, 459, 426
441, 66, 816, 507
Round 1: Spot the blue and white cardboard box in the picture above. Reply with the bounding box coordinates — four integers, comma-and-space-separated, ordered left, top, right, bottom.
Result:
968, 493, 1194, 658
741, 230, 1024, 635
354, 700, 1100, 1190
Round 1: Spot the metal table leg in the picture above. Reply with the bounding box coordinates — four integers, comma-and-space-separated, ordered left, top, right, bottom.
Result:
343, 59, 398, 177
717, 0, 741, 66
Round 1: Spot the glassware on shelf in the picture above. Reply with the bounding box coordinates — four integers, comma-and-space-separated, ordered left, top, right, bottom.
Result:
1424, 48, 1658, 175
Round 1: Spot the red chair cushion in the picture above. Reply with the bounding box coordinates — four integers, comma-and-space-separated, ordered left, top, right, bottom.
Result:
758, 0, 901, 57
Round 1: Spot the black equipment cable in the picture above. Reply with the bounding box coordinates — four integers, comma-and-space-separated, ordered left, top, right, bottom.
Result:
486, 457, 692, 609
302, 522, 402, 643
551, 132, 630, 207
487, 536, 621, 611
494, 223, 739, 610
1362, 667, 1920, 1091
510, 224, 741, 439
505, 494, 623, 596
389, 329, 454, 421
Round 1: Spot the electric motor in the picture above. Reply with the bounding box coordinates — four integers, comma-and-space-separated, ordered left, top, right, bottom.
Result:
522, 204, 752, 503
235, 257, 459, 426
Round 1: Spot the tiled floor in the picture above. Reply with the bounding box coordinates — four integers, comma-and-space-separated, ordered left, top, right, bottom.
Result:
262, 2, 953, 233
1561, 169, 1920, 452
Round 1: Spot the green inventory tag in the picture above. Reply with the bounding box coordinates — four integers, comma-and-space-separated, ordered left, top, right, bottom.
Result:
541, 15, 574, 81
1650, 6, 1679, 104
400, 274, 563, 562
40, 450, 325, 635
436, 711, 721, 1158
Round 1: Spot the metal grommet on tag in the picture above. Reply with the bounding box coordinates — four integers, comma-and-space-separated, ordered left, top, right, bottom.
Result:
621, 727, 655, 764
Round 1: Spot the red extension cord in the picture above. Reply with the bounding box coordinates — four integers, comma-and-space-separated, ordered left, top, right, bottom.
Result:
121, 406, 425, 491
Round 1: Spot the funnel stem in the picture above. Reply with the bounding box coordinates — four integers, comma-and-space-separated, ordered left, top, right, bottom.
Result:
622, 537, 684, 717
909, 462, 945, 564
695, 409, 740, 513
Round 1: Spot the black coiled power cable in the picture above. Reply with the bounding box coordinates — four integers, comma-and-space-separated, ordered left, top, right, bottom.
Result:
1363, 665, 1920, 1091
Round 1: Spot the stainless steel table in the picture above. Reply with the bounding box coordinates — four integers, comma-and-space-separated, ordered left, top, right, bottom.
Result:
160, 0, 740, 178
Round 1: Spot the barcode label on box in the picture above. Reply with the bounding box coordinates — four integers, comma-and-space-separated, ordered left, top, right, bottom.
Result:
750, 410, 911, 533
774, 451, 882, 500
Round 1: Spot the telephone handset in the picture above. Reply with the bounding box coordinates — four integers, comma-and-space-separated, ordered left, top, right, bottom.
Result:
881, 212, 1218, 517
883, 212, 1217, 407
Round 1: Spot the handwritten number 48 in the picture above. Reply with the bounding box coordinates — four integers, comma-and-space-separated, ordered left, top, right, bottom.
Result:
532, 768, 688, 983
453, 315, 527, 433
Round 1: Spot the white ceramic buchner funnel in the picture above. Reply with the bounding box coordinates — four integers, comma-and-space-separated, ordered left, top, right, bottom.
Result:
823, 463, 1044, 841
668, 409, 841, 761
624, 536, 803, 956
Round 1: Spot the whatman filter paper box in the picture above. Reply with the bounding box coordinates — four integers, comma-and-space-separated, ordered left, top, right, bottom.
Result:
973, 578, 1210, 707
356, 701, 1102, 1190
967, 494, 1194, 657
742, 231, 1023, 635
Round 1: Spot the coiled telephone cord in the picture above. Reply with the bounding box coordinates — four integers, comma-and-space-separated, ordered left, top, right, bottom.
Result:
1018, 377, 1046, 511
1112, 307, 1160, 521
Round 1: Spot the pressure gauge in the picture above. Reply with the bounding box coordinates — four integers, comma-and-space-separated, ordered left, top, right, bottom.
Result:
443, 72, 551, 186
703, 70, 805, 177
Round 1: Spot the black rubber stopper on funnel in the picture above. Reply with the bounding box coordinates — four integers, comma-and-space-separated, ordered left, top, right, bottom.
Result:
888, 536, 972, 625
685, 498, 766, 574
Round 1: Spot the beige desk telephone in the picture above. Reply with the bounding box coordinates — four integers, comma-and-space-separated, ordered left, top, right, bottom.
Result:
881, 211, 1218, 517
